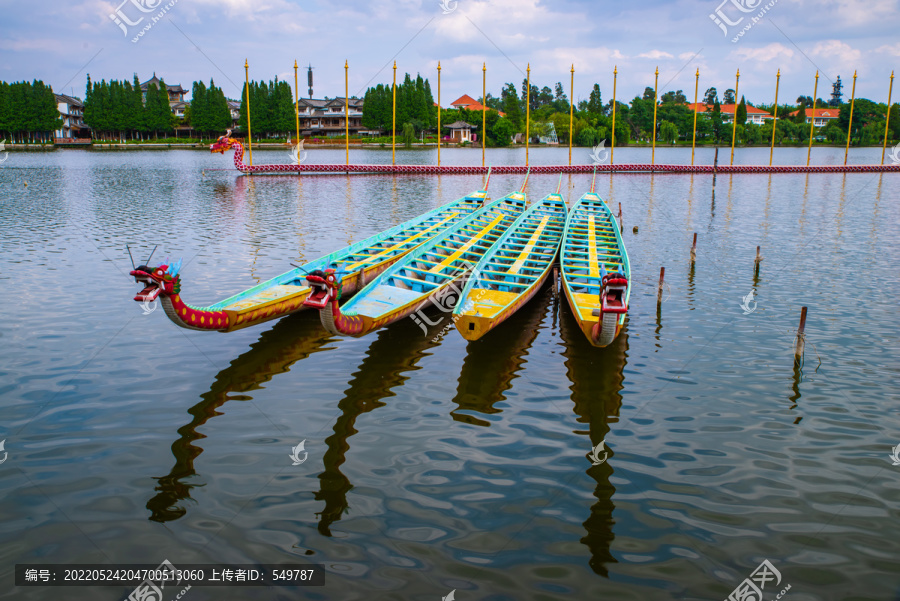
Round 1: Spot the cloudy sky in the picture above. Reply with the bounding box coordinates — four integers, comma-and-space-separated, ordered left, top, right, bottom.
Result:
1, 0, 898, 107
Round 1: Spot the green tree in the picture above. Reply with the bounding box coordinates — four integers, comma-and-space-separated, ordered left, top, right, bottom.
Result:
491, 116, 515, 146
659, 120, 678, 144
736, 96, 747, 125
401, 122, 415, 147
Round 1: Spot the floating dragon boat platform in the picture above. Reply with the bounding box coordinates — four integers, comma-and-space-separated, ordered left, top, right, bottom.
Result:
211, 135, 900, 175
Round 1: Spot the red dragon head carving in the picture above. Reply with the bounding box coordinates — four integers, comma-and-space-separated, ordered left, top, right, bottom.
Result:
303, 268, 343, 310
209, 135, 235, 154
131, 259, 182, 302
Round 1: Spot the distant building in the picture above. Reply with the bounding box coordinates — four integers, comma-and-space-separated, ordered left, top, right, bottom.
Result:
54, 94, 89, 139
445, 120, 474, 143
449, 94, 506, 117
685, 103, 774, 125
297, 97, 373, 137
139, 73, 187, 107
227, 100, 241, 126
788, 108, 840, 127
171, 101, 189, 119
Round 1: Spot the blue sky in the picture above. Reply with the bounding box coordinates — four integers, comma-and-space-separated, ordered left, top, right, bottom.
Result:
1, 0, 898, 106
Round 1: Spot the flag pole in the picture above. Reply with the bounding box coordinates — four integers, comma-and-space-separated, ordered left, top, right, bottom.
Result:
691, 68, 699, 166
611, 66, 617, 165
652, 66, 658, 165
244, 59, 252, 167
883, 70, 895, 165
806, 70, 819, 166
844, 70, 857, 165
392, 61, 397, 166
730, 68, 739, 165
293, 60, 300, 163
345, 60, 350, 166
569, 64, 574, 166
437, 61, 442, 167
482, 62, 486, 168
769, 69, 780, 166
526, 64, 531, 167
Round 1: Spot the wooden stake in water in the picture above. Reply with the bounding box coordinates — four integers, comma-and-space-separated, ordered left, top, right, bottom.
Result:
690, 232, 697, 264
657, 267, 666, 305
754, 245, 762, 273
618, 202, 623, 232
794, 306, 808, 365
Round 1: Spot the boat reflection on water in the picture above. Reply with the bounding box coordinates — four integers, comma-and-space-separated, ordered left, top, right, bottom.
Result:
451, 285, 553, 427
560, 300, 629, 577
146, 311, 333, 522
315, 318, 440, 536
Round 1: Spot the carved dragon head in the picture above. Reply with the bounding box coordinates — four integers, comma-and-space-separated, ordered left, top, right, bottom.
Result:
303, 268, 343, 310
131, 260, 182, 302
209, 134, 236, 154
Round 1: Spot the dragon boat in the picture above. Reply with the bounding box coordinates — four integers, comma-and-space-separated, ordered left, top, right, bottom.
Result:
209, 133, 300, 173
129, 191, 488, 332
452, 178, 567, 340
560, 175, 631, 347
303, 188, 528, 338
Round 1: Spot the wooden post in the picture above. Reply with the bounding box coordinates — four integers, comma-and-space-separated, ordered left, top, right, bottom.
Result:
806, 70, 819, 167
618, 202, 623, 233
611, 66, 617, 165
794, 306, 808, 365
526, 63, 531, 167
657, 266, 665, 305
691, 68, 699, 166
437, 61, 441, 166
883, 71, 895, 165
392, 61, 397, 165
244, 59, 252, 167
690, 232, 697, 263
730, 69, 740, 165
651, 66, 659, 165
769, 69, 780, 166
345, 60, 350, 166
569, 64, 574, 166
482, 62, 486, 168
293, 60, 300, 163
754, 245, 762, 271
844, 70, 858, 165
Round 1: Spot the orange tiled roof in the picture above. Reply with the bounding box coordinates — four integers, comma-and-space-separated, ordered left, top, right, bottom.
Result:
685, 102, 772, 116
787, 108, 840, 119
450, 94, 505, 116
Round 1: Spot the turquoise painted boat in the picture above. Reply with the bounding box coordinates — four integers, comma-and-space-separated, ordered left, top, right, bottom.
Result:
304, 192, 527, 337
129, 190, 488, 332
452, 184, 567, 340
560, 184, 631, 347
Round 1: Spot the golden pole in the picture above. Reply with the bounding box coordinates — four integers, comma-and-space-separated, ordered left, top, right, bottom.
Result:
293, 60, 300, 163
526, 63, 530, 166
392, 61, 397, 166
611, 65, 617, 165
691, 68, 699, 165
569, 64, 574, 166
730, 68, 739, 165
482, 62, 486, 168
345, 60, 349, 166
437, 61, 442, 166
244, 59, 252, 166
883, 70, 895, 165
806, 70, 819, 166
651, 66, 658, 165
769, 69, 780, 166
844, 70, 857, 165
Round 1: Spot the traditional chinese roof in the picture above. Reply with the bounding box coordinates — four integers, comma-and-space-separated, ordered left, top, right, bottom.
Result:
445, 120, 474, 129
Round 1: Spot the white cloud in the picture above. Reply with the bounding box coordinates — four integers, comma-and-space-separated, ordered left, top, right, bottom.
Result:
875, 43, 900, 57
637, 50, 674, 60
733, 43, 794, 62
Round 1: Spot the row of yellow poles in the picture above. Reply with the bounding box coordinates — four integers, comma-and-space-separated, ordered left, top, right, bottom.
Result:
244, 60, 897, 169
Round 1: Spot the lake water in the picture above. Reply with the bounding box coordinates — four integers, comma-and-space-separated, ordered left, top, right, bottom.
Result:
1, 146, 898, 601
